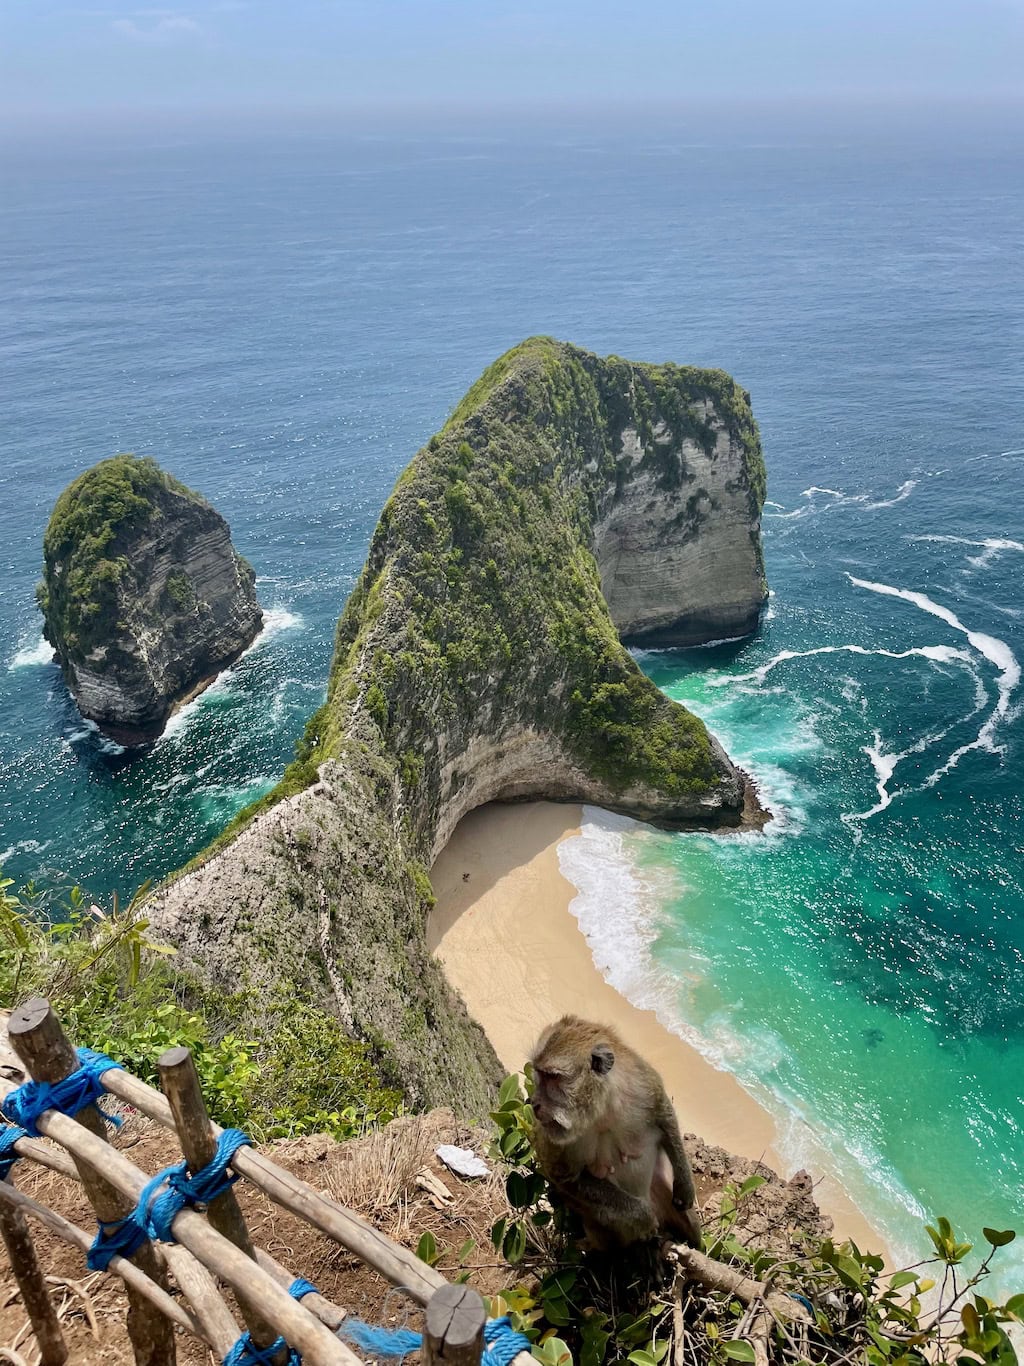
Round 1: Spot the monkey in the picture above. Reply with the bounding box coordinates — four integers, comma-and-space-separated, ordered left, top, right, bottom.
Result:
528, 1015, 701, 1251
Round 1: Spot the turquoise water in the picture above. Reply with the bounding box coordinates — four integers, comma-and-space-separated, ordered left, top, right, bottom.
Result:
1, 111, 1021, 1276
630, 487, 1024, 1272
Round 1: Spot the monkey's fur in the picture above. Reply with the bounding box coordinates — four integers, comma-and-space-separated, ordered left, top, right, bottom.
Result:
529, 1015, 701, 1250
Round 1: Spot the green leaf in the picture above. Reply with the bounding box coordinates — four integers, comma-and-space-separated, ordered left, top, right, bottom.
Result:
626, 1352, 657, 1366
722, 1343, 757, 1362
507, 1171, 532, 1208
738, 1175, 767, 1196
1003, 1294, 1024, 1321
490, 1217, 507, 1252
499, 1073, 522, 1105
983, 1228, 1016, 1248
415, 1231, 439, 1266
503, 1221, 527, 1263
889, 1272, 919, 1291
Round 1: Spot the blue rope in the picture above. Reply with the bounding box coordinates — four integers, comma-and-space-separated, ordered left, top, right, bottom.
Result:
222, 1334, 300, 1366
484, 1317, 532, 1366
339, 1314, 531, 1363
218, 1277, 314, 1366
340, 1322, 424, 1358
87, 1129, 251, 1271
0, 1125, 30, 1182
1, 1048, 122, 1137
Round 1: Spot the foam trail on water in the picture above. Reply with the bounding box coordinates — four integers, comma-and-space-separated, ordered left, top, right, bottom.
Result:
7, 636, 54, 670
709, 642, 970, 689
844, 657, 989, 821
909, 534, 1024, 571
847, 576, 1021, 780
861, 479, 917, 509
764, 481, 916, 521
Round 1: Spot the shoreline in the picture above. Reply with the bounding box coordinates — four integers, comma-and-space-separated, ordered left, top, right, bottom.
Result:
428, 798, 886, 1255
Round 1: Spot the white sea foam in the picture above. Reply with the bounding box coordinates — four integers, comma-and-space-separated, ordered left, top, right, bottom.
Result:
0, 837, 53, 863
848, 576, 1021, 783
909, 534, 1024, 572
7, 635, 54, 670
556, 811, 923, 1267
710, 642, 971, 690
765, 481, 918, 522
708, 627, 997, 820
244, 606, 303, 653
159, 673, 234, 742
157, 609, 302, 743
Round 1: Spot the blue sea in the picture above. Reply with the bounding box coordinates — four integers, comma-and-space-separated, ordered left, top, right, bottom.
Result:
2, 106, 1022, 1282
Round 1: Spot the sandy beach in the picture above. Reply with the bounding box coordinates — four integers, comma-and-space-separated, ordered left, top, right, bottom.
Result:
429, 799, 884, 1253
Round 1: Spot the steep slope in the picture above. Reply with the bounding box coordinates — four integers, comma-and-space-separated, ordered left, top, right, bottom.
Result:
150, 339, 768, 1113
38, 454, 263, 745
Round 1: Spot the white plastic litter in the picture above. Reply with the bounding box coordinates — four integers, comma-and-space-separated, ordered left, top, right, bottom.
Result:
435, 1144, 490, 1178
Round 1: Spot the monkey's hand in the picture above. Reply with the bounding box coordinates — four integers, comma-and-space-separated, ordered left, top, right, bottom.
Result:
562, 1172, 659, 1244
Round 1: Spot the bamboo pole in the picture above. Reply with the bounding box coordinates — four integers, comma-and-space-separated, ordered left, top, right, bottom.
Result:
97, 1046, 535, 1366
423, 1284, 485, 1366
1, 1087, 344, 1335
0, 1069, 360, 1365
0, 1119, 240, 1357
7, 998, 177, 1366
0, 1190, 68, 1366
99, 1065, 446, 1305
0, 1181, 199, 1336
157, 1046, 285, 1364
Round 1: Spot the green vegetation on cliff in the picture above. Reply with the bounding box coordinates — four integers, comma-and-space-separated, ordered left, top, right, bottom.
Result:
221, 338, 763, 848
0, 873, 400, 1139
36, 454, 204, 659
157, 339, 766, 1116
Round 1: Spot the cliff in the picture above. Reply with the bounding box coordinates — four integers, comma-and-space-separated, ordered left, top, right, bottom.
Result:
149, 339, 768, 1114
37, 454, 263, 745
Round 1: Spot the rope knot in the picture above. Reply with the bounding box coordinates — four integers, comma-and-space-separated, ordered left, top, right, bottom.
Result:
1, 1047, 122, 1136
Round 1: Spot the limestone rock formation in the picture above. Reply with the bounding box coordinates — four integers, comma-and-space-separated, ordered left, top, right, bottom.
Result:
150, 339, 768, 1115
38, 454, 263, 745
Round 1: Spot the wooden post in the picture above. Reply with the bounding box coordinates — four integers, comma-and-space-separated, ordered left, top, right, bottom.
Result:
0, 1193, 68, 1366
423, 1284, 485, 1366
100, 1059, 447, 1305
7, 998, 177, 1366
156, 1046, 285, 1364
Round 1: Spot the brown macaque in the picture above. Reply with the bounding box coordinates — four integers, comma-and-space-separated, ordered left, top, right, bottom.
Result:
528, 1015, 701, 1250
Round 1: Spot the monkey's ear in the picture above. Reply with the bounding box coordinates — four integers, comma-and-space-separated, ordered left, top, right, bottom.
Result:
590, 1045, 614, 1075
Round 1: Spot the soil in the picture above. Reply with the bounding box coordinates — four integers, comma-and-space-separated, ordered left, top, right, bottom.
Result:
1, 1110, 829, 1365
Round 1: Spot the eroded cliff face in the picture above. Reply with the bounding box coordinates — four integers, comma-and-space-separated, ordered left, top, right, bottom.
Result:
150, 340, 768, 1115
594, 406, 766, 647
38, 455, 263, 745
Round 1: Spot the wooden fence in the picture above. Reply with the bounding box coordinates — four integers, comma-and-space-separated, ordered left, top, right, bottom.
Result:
0, 996, 528, 1366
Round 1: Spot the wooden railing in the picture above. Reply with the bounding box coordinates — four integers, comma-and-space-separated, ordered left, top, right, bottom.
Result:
0, 997, 524, 1366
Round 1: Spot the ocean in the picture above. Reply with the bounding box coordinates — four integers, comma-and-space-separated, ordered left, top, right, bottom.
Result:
2, 107, 1022, 1281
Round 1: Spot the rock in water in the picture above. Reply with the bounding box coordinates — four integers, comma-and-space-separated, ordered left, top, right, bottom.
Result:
37, 454, 263, 745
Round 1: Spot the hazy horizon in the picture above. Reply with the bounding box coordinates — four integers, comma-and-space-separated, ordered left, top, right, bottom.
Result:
2, 1, 1021, 123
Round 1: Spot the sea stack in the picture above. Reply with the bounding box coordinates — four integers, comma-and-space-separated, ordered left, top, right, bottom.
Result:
150, 339, 768, 1114
37, 454, 263, 745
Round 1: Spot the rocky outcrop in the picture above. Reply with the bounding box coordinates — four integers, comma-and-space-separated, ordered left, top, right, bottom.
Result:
150, 339, 767, 1116
38, 455, 263, 746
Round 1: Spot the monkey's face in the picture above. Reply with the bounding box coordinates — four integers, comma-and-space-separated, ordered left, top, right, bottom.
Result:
529, 1021, 615, 1145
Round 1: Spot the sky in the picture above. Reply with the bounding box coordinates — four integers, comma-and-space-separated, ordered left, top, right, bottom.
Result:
1, 0, 1022, 118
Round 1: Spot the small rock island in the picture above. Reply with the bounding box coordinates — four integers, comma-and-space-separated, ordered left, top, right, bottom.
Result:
37, 454, 263, 745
